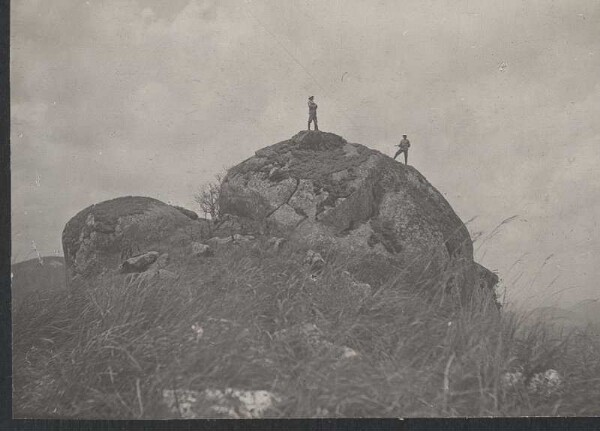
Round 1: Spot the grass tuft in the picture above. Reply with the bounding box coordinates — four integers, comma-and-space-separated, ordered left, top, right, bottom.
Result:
13, 238, 600, 418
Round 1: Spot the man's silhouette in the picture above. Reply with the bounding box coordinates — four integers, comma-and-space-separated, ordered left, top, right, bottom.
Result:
308, 96, 318, 131
394, 134, 410, 164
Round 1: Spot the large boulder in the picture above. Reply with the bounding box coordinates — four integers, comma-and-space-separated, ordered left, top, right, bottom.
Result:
62, 196, 205, 286
219, 131, 496, 297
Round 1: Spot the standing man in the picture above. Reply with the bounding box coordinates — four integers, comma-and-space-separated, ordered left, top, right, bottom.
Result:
394, 134, 411, 164
308, 96, 318, 131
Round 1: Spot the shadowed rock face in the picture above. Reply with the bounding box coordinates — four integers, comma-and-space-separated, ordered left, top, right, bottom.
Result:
220, 130, 496, 297
62, 196, 205, 285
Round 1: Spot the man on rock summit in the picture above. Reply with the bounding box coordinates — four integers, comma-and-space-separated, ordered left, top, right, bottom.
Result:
394, 134, 411, 165
308, 96, 318, 131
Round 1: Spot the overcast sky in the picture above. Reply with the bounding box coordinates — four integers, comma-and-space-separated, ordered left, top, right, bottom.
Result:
11, 0, 600, 308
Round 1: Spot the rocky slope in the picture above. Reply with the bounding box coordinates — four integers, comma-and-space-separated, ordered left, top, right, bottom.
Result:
61, 131, 497, 300
16, 131, 531, 419
219, 131, 496, 297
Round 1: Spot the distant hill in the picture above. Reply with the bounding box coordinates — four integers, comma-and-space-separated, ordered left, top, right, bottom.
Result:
11, 256, 67, 308
527, 301, 600, 333
569, 299, 600, 327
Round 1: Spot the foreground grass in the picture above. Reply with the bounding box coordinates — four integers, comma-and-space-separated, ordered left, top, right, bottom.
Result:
13, 239, 600, 418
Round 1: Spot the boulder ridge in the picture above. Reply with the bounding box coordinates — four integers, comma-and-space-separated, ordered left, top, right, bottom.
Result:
219, 130, 496, 296
62, 196, 205, 285
60, 131, 497, 299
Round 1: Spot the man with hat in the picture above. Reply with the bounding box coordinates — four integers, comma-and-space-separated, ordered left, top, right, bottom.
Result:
308, 96, 318, 131
394, 134, 411, 165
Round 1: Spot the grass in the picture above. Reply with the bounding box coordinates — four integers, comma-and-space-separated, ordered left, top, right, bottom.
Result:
12, 237, 600, 418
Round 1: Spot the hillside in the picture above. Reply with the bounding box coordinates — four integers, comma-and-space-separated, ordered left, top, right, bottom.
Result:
11, 256, 66, 308
526, 301, 600, 334
13, 238, 600, 418
60, 131, 498, 302
12, 131, 600, 418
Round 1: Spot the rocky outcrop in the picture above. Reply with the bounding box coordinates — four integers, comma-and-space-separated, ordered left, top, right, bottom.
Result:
475, 262, 499, 290
220, 130, 496, 297
61, 131, 497, 299
273, 323, 359, 361
62, 196, 206, 286
162, 388, 281, 419
303, 250, 325, 275
206, 233, 255, 247
120, 251, 159, 273
172, 205, 199, 220
267, 236, 287, 251
191, 242, 213, 257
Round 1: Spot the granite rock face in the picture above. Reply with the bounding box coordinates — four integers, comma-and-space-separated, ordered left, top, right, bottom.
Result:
62, 196, 206, 286
61, 131, 497, 298
120, 251, 159, 273
219, 130, 496, 297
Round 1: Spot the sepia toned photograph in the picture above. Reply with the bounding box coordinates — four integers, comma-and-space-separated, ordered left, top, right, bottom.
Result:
9, 0, 600, 420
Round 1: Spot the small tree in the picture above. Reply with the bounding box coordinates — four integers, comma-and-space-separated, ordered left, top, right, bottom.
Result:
194, 173, 224, 222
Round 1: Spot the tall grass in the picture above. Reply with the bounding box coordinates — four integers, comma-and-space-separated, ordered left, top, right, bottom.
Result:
12, 238, 600, 418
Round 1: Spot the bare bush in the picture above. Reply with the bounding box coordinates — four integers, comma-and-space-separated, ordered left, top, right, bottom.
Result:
194, 173, 224, 221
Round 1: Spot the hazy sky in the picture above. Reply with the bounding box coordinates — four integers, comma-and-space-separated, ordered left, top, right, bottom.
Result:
11, 0, 600, 308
